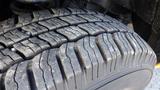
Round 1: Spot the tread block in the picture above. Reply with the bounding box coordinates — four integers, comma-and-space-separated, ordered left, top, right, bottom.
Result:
115, 33, 130, 67
78, 14, 102, 22
39, 51, 56, 90
113, 33, 128, 68
73, 36, 116, 84
29, 37, 50, 50
15, 61, 30, 90
75, 38, 93, 85
82, 37, 99, 80
0, 35, 14, 47
22, 23, 48, 36
31, 54, 48, 90
51, 8, 71, 17
132, 34, 154, 64
120, 33, 134, 67
57, 26, 88, 41
109, 23, 127, 32
48, 49, 64, 90
132, 34, 147, 64
116, 22, 133, 32
13, 37, 50, 59
13, 43, 34, 59
89, 37, 106, 78
0, 49, 19, 72
66, 43, 83, 90
22, 40, 42, 54
0, 18, 16, 34
94, 13, 119, 23
0, 54, 9, 72
105, 34, 121, 70
125, 33, 142, 66
58, 44, 76, 90
78, 23, 105, 35
0, 52, 16, 69
1, 49, 23, 62
33, 10, 53, 21
93, 14, 112, 22
68, 8, 86, 14
59, 15, 87, 24
9, 29, 30, 42
38, 18, 68, 30
96, 34, 114, 72
96, 22, 118, 32
17, 13, 33, 26
136, 34, 157, 64
4, 64, 18, 90
39, 31, 67, 47
0, 29, 29, 46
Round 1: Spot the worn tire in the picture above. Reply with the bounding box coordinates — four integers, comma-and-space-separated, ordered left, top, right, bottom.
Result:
0, 8, 157, 90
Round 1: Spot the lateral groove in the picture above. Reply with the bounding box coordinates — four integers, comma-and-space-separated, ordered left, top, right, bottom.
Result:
0, 8, 156, 90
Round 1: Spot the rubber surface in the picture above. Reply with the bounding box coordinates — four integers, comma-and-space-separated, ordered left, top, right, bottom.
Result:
0, 8, 157, 90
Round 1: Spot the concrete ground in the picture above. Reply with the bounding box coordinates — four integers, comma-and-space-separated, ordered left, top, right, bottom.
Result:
145, 68, 160, 90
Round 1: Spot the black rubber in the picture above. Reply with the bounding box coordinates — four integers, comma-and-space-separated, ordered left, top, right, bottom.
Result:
0, 8, 157, 90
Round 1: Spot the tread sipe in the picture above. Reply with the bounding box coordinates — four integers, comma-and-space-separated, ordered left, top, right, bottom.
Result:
0, 8, 157, 90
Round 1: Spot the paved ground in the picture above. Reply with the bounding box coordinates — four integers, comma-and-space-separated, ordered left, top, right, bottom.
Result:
145, 68, 160, 90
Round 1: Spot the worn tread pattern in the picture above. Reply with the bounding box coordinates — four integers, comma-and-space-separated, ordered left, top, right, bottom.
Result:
0, 49, 23, 72
1, 33, 156, 90
0, 8, 157, 90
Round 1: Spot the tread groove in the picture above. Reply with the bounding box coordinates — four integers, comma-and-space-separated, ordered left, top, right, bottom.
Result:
112, 33, 124, 69
13, 64, 19, 90
66, 43, 78, 89
106, 34, 117, 71
46, 50, 58, 90
27, 62, 38, 90
131, 34, 145, 64
118, 33, 129, 67
102, 34, 114, 72
82, 38, 94, 80
0, 8, 157, 90
38, 53, 48, 90
89, 37, 99, 78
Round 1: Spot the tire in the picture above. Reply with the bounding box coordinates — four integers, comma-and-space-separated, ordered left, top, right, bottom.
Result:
0, 8, 157, 90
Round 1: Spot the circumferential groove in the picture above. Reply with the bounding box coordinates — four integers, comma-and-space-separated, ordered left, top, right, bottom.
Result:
13, 64, 19, 90
56, 54, 66, 80
27, 62, 38, 90
112, 34, 123, 64
89, 37, 99, 78
38, 53, 48, 90
66, 44, 78, 89
102, 34, 113, 72
74, 46, 85, 73
0, 8, 156, 90
82, 38, 94, 80
46, 50, 58, 90
0, 74, 5, 90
